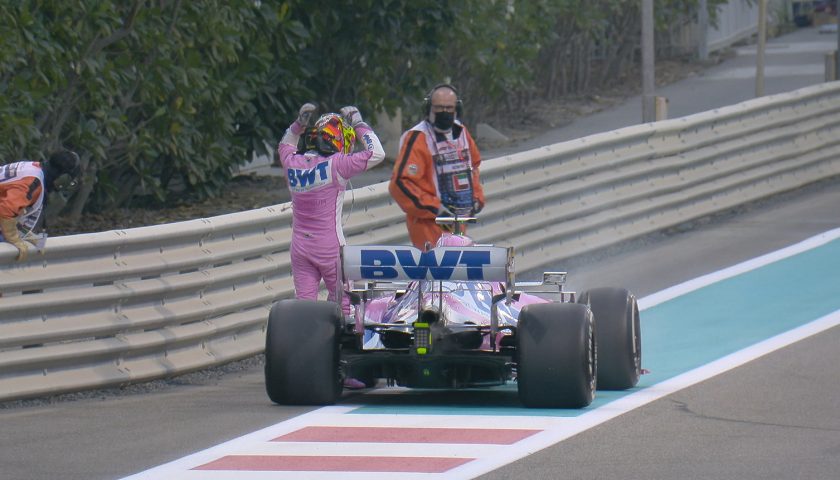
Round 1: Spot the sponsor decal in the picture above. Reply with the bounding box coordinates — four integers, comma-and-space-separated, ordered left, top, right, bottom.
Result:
407, 164, 418, 175
287, 161, 331, 192
359, 248, 492, 281
0, 162, 20, 181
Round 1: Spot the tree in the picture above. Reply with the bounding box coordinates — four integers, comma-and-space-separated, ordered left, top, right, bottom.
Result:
1, 0, 311, 214
0, 0, 728, 222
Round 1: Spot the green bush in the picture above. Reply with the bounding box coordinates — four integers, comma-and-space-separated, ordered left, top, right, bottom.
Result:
0, 0, 725, 220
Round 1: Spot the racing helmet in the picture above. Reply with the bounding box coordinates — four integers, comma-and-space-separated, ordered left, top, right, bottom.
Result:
314, 113, 356, 155
297, 126, 319, 153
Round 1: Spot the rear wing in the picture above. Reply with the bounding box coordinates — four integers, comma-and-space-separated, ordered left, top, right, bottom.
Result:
342, 245, 513, 283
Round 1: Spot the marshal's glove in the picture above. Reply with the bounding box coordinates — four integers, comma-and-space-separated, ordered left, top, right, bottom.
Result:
0, 217, 28, 262
436, 204, 455, 218
339, 106, 364, 127
472, 199, 484, 215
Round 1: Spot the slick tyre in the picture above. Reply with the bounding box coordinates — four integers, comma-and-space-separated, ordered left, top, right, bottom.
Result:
517, 303, 596, 408
579, 287, 641, 390
264, 299, 342, 405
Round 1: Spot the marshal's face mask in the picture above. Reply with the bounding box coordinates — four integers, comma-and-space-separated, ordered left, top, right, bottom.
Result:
433, 111, 455, 131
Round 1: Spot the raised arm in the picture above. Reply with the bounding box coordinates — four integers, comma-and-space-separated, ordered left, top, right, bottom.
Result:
334, 106, 385, 179
277, 103, 317, 164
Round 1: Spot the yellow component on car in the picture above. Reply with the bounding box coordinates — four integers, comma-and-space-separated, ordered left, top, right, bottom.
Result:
414, 322, 431, 355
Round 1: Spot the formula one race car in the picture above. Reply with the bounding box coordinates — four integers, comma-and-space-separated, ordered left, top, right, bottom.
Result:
264, 223, 641, 409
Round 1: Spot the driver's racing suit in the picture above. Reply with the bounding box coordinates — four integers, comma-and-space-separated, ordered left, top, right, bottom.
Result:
277, 120, 384, 314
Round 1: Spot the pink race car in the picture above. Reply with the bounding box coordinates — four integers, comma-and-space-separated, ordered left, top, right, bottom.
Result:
264, 231, 641, 408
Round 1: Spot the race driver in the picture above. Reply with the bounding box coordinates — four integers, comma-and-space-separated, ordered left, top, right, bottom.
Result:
277, 103, 385, 318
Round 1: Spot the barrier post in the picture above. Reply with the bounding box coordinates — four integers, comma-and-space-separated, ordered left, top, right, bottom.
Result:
655, 96, 669, 121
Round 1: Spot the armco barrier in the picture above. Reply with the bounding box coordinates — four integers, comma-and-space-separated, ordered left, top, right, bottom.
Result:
2, 82, 840, 402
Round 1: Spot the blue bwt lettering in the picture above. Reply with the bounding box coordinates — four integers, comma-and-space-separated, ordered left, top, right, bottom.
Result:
396, 250, 460, 280
360, 250, 398, 279
287, 162, 329, 188
458, 251, 493, 280
359, 249, 492, 280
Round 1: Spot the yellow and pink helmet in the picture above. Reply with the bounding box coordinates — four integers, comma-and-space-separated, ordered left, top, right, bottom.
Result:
315, 113, 356, 154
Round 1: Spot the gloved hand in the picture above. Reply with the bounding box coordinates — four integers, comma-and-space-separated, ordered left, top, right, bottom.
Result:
437, 204, 455, 218
23, 232, 45, 254
472, 199, 484, 215
0, 217, 29, 262
339, 106, 364, 126
297, 102, 317, 126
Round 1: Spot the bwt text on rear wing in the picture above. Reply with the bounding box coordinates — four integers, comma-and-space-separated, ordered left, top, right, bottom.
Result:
341, 244, 512, 283
341, 244, 570, 297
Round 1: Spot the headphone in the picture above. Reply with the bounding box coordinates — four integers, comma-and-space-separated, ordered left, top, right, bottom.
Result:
47, 149, 81, 178
422, 83, 463, 118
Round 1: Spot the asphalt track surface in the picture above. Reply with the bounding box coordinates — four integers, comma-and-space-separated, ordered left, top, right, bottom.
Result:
2, 160, 837, 480
2, 27, 840, 480
103, 181, 840, 480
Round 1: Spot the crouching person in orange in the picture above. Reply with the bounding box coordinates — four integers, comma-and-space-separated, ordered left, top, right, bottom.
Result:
0, 150, 81, 262
389, 83, 484, 250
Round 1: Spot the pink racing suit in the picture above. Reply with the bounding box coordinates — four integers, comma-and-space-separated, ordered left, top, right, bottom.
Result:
277, 120, 385, 314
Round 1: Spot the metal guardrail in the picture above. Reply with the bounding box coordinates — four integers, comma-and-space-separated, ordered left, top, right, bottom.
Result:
2, 82, 840, 402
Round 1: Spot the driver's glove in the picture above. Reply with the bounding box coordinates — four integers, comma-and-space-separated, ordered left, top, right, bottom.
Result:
297, 103, 317, 126
339, 106, 364, 127
291, 103, 317, 135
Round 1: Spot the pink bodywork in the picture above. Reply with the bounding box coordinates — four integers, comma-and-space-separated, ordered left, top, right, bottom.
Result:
356, 234, 550, 350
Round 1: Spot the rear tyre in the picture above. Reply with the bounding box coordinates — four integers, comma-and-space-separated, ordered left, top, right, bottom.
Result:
517, 303, 596, 408
264, 299, 343, 405
579, 287, 641, 390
